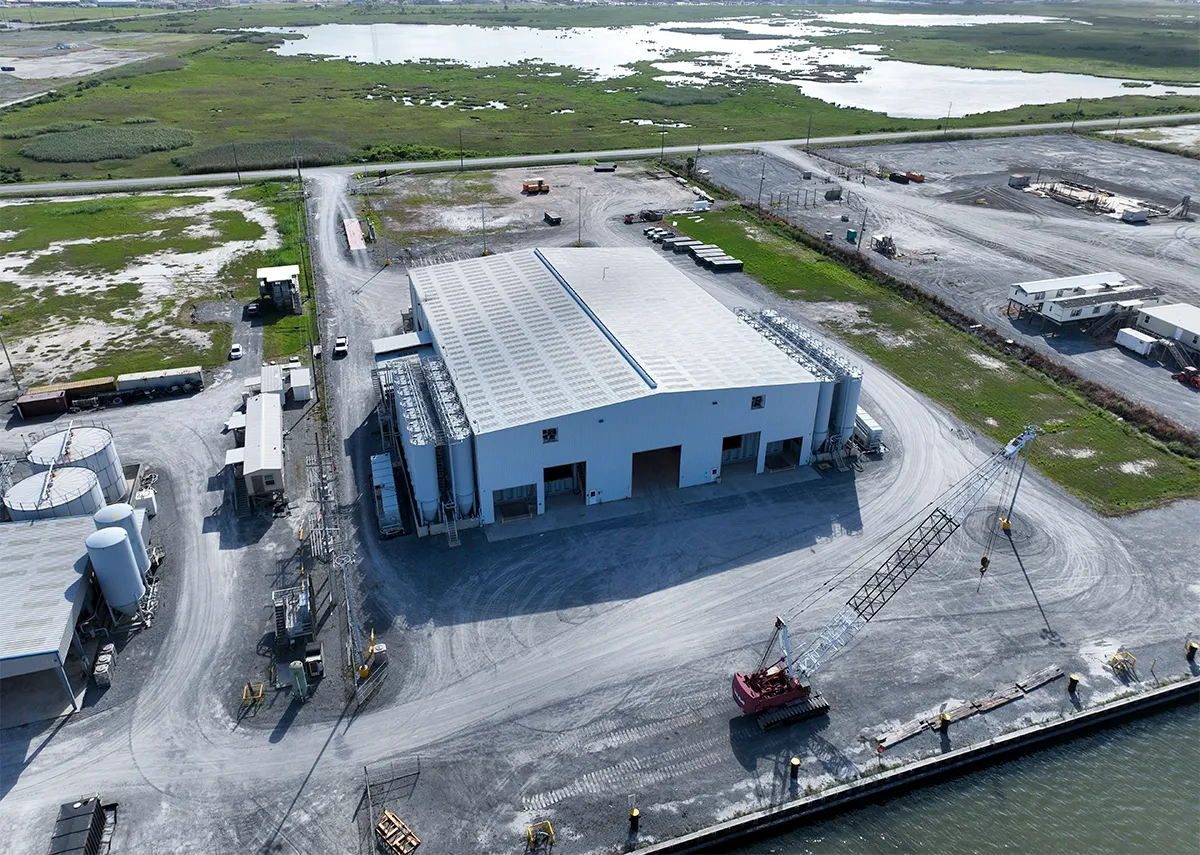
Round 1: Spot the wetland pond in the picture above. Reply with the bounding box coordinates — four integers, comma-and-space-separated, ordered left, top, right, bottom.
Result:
257, 14, 1188, 119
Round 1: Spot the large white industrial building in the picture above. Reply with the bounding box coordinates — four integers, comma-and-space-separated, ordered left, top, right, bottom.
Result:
375, 247, 863, 531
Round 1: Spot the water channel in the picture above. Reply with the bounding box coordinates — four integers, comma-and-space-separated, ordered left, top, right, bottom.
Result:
258, 14, 1189, 119
732, 703, 1200, 855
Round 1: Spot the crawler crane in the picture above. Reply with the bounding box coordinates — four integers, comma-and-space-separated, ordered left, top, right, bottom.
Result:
733, 426, 1041, 729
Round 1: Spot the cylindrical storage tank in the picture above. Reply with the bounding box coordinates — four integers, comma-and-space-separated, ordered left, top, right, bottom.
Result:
27, 425, 126, 504
4, 467, 106, 521
835, 375, 864, 442
404, 437, 440, 525
85, 526, 145, 615
449, 435, 476, 516
811, 379, 835, 452
93, 503, 150, 577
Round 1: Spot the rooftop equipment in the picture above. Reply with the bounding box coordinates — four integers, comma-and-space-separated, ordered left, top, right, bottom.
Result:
86, 526, 145, 615
370, 453, 404, 538
26, 423, 125, 504
4, 467, 106, 521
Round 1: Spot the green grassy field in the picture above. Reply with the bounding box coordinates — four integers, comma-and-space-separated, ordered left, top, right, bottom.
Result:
1, 3, 1195, 182
674, 208, 1200, 515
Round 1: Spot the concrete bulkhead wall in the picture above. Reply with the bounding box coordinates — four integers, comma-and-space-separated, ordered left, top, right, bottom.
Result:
473, 382, 820, 524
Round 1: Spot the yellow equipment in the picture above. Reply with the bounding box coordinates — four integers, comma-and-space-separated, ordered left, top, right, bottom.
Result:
1110, 650, 1136, 676
526, 819, 555, 851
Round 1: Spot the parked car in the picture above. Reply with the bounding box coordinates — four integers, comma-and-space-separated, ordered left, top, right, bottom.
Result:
247, 302, 259, 316
229, 344, 244, 360
333, 336, 348, 357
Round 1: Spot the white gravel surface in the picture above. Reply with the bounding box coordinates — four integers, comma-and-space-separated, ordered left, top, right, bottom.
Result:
1, 166, 1196, 854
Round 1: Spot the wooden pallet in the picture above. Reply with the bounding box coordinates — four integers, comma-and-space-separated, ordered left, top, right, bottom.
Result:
973, 685, 1025, 713
375, 810, 420, 854
1016, 665, 1064, 692
877, 717, 927, 749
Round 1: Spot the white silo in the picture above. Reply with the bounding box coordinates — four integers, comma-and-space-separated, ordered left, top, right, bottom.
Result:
833, 375, 863, 442
27, 424, 126, 504
811, 378, 835, 452
405, 438, 440, 525
449, 436, 476, 516
93, 503, 150, 577
86, 526, 146, 615
4, 467, 106, 521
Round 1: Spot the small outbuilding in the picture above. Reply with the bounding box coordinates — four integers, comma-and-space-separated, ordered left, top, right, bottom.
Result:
257, 265, 302, 315
544, 212, 562, 226
1136, 303, 1200, 353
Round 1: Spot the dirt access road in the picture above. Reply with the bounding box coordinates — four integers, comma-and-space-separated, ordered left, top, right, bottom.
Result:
1, 166, 1197, 854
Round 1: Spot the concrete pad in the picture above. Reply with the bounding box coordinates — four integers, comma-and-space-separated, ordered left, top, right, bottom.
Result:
485, 463, 824, 542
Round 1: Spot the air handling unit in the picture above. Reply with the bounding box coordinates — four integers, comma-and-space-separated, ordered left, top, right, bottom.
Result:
26, 422, 126, 504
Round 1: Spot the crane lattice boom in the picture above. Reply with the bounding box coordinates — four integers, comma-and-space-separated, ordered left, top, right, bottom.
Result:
792, 427, 1039, 678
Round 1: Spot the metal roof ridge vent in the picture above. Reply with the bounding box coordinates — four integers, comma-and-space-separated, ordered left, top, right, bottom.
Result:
758, 309, 862, 379
421, 358, 472, 441
533, 248, 657, 391
392, 356, 442, 446
734, 308, 832, 381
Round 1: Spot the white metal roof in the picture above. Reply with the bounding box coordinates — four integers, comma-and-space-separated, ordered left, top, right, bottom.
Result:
260, 363, 285, 396
1141, 302, 1200, 336
0, 511, 145, 671
409, 247, 816, 434
257, 265, 300, 283
243, 393, 283, 475
1010, 272, 1125, 295
288, 367, 311, 390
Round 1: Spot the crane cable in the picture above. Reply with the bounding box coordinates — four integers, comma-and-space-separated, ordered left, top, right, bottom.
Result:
981, 453, 1018, 581
783, 448, 1006, 624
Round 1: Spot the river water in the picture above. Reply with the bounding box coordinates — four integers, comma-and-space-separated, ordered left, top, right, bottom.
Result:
732, 703, 1200, 855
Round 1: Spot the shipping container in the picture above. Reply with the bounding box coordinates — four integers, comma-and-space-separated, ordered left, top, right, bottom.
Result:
116, 366, 203, 392
854, 407, 884, 452
1116, 327, 1157, 357
15, 389, 68, 419
27, 376, 116, 398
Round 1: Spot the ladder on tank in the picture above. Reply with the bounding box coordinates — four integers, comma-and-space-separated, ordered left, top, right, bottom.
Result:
442, 501, 460, 548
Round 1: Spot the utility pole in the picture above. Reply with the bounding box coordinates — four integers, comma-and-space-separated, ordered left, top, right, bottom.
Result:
856, 206, 868, 252
481, 201, 488, 256
576, 187, 584, 247
1069, 96, 1083, 133
756, 157, 766, 210
459, 129, 464, 172
659, 121, 666, 163
805, 113, 813, 154
0, 319, 22, 398
231, 141, 242, 186
943, 101, 953, 138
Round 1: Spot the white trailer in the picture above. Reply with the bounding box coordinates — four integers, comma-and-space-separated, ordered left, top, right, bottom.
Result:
1116, 327, 1157, 357
853, 407, 884, 453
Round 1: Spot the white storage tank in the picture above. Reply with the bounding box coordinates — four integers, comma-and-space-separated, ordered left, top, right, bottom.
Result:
93, 503, 150, 576
404, 437, 440, 525
811, 378, 835, 452
86, 526, 145, 615
27, 424, 126, 504
448, 436, 476, 516
4, 467, 106, 521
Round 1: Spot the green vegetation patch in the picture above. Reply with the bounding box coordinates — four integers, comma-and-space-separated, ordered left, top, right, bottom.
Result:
0, 194, 207, 254
2, 121, 90, 140
637, 87, 727, 107
676, 208, 1200, 514
172, 138, 351, 174
18, 126, 193, 163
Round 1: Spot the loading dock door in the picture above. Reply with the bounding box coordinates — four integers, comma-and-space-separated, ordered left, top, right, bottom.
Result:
631, 446, 681, 495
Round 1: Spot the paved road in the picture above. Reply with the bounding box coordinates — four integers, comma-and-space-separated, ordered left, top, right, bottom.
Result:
3, 113, 1198, 196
